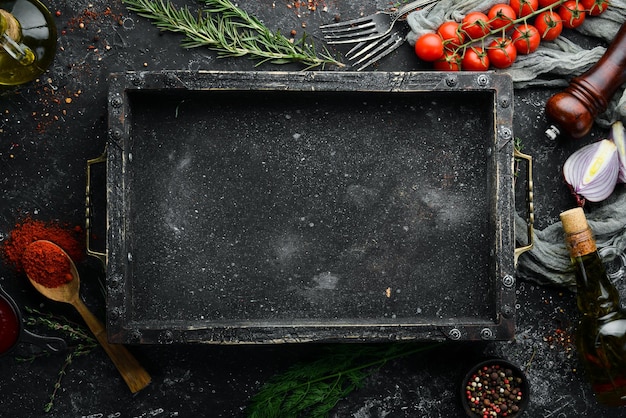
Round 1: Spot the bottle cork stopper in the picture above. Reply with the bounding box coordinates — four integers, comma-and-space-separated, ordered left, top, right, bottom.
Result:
560, 207, 589, 235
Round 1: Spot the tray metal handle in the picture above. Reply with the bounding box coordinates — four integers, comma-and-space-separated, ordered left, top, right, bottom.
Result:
86, 152, 107, 266
514, 148, 534, 267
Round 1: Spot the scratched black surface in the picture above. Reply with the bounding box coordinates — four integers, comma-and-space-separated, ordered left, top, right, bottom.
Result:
0, 0, 624, 417
126, 88, 494, 325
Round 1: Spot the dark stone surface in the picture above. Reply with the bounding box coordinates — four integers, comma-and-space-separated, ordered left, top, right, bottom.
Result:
1, 0, 624, 417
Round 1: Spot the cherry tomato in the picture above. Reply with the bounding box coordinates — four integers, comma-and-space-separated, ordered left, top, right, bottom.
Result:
487, 4, 517, 30
558, 1, 586, 29
538, 0, 561, 7
461, 47, 489, 71
487, 37, 518, 69
461, 11, 490, 40
433, 51, 461, 71
437, 21, 465, 50
579, 0, 610, 16
509, 0, 539, 18
534, 10, 563, 41
511, 23, 541, 54
414, 33, 444, 62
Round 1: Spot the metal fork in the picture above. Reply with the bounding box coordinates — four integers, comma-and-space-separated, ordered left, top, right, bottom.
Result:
345, 29, 407, 71
320, 0, 438, 44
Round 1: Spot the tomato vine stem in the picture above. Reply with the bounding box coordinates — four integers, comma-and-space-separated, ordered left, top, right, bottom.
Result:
448, 0, 570, 58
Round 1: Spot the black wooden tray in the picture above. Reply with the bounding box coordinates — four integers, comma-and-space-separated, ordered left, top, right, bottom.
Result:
102, 71, 517, 344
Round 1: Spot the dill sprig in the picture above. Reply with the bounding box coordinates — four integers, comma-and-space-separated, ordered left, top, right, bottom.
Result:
122, 0, 344, 69
246, 342, 444, 418
19, 307, 98, 413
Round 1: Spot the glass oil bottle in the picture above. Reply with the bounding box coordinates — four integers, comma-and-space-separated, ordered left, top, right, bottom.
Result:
0, 0, 56, 85
561, 207, 626, 406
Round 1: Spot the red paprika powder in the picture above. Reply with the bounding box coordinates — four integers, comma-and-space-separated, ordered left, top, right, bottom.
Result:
22, 241, 74, 288
2, 218, 84, 272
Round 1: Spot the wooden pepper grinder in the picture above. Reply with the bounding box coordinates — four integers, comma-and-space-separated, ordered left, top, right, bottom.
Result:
545, 22, 626, 140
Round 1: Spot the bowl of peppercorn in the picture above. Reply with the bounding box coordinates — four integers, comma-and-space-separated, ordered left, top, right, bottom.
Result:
460, 358, 529, 417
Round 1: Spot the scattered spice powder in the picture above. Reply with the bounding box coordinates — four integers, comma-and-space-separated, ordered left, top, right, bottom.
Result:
2, 218, 84, 272
544, 327, 575, 355
65, 6, 121, 32
22, 241, 73, 288
286, 0, 328, 13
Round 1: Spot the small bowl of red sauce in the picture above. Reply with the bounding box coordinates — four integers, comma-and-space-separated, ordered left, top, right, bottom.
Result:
0, 286, 20, 355
0, 285, 66, 357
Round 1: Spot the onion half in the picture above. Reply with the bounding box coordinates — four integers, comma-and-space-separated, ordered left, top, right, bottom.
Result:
563, 139, 619, 202
610, 121, 626, 183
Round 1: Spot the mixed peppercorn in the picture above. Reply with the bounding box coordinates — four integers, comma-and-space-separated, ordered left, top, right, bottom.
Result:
464, 363, 527, 417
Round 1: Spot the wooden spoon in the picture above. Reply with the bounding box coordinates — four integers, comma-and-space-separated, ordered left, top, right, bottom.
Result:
23, 240, 151, 393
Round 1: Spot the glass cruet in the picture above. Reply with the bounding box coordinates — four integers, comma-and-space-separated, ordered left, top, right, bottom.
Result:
0, 0, 56, 86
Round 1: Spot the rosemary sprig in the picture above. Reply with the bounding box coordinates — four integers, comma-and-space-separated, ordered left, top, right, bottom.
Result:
246, 342, 444, 418
122, 0, 344, 69
19, 307, 98, 413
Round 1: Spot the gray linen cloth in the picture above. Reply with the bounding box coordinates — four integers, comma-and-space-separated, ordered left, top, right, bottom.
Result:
406, 1, 626, 287
407, 0, 626, 125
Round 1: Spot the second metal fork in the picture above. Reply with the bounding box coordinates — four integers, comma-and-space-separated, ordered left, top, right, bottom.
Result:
345, 29, 408, 71
320, 0, 438, 44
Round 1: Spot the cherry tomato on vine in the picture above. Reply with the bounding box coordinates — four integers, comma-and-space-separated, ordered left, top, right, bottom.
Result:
511, 23, 541, 54
414, 33, 444, 62
579, 0, 610, 16
461, 11, 490, 39
534, 10, 563, 41
433, 51, 461, 71
487, 4, 518, 30
558, 1, 586, 29
461, 47, 489, 71
487, 37, 518, 69
538, 0, 560, 7
437, 21, 465, 49
509, 0, 538, 18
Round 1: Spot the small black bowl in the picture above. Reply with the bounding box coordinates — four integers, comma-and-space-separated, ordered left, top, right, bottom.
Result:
460, 358, 530, 417
0, 285, 66, 357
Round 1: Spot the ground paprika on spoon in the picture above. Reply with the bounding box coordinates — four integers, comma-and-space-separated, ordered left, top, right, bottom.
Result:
2, 218, 84, 272
22, 241, 74, 288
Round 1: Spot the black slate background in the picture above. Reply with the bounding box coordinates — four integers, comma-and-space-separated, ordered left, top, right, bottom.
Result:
1, 0, 624, 417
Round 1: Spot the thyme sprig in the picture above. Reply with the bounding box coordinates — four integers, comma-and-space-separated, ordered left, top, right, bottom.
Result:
122, 0, 344, 69
246, 342, 443, 418
19, 307, 97, 413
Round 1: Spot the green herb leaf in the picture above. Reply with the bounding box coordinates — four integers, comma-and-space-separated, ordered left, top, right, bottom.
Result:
122, 0, 344, 69
246, 343, 443, 417
21, 307, 98, 412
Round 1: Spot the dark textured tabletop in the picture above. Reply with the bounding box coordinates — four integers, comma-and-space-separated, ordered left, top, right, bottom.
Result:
1, 1, 623, 417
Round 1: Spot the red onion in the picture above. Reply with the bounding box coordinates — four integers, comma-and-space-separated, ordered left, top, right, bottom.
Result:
563, 139, 619, 202
610, 121, 626, 183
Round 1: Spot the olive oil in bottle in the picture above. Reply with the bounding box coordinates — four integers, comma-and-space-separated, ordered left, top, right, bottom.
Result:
0, 0, 56, 85
561, 207, 626, 406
